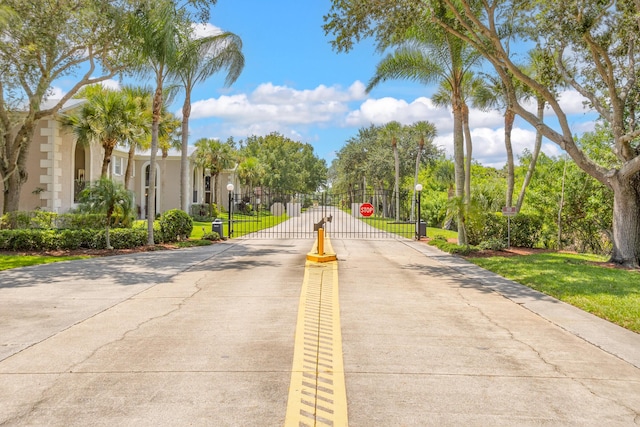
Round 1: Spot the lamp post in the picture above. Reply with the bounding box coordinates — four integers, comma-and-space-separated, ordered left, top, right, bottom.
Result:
227, 183, 234, 239
415, 184, 423, 239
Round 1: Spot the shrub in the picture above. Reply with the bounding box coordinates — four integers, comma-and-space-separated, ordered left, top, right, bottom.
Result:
88, 228, 147, 249
57, 229, 95, 249
510, 214, 543, 248
428, 239, 479, 255
478, 238, 507, 251
1, 229, 58, 251
158, 209, 193, 242
0, 211, 57, 229
190, 203, 219, 221
202, 231, 221, 241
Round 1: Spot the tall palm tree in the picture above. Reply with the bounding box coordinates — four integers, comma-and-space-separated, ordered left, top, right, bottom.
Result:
432, 73, 484, 206
158, 109, 182, 211
410, 121, 437, 220
367, 28, 480, 243
60, 88, 140, 178
127, 0, 186, 244
378, 121, 402, 221
78, 177, 133, 250
174, 29, 244, 212
120, 86, 153, 189
192, 138, 236, 205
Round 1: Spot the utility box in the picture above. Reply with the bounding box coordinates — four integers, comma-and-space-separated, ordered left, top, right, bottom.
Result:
212, 218, 223, 237
417, 221, 427, 239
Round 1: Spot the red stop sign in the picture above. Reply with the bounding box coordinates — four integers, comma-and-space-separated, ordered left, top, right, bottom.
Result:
360, 203, 374, 217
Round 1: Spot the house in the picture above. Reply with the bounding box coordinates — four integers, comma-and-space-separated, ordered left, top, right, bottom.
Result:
0, 101, 239, 217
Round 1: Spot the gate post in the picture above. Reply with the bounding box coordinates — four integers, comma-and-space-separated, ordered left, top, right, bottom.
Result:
415, 184, 423, 239
227, 183, 234, 239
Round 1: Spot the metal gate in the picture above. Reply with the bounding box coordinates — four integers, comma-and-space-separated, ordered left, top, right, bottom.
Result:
226, 189, 423, 240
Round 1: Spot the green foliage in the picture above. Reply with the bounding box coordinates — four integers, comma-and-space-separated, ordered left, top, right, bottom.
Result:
201, 231, 221, 241
158, 209, 193, 242
478, 238, 507, 251
0, 228, 147, 251
0, 211, 56, 229
428, 238, 479, 255
240, 132, 327, 193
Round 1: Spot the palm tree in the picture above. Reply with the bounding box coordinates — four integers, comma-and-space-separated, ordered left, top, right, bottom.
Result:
120, 86, 153, 190
60, 88, 140, 178
378, 121, 402, 221
432, 73, 484, 206
410, 121, 437, 220
78, 178, 133, 250
158, 109, 182, 211
174, 29, 244, 212
367, 28, 480, 243
192, 138, 236, 205
237, 156, 264, 194
127, 0, 186, 245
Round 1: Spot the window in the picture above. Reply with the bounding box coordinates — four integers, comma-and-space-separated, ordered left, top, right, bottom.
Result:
113, 157, 123, 176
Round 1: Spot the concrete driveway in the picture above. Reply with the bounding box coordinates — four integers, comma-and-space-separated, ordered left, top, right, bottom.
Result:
0, 238, 639, 426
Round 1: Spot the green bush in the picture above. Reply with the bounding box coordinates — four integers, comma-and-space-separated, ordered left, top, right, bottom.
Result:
428, 239, 479, 255
0, 229, 57, 251
57, 229, 95, 249
478, 238, 507, 251
202, 231, 221, 241
0, 211, 57, 229
510, 214, 543, 248
158, 209, 193, 243
190, 203, 219, 221
88, 228, 147, 249
467, 212, 504, 245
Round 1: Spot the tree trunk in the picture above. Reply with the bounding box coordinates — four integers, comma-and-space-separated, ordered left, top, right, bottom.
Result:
147, 82, 163, 246
462, 103, 472, 205
504, 108, 515, 207
609, 174, 640, 268
452, 99, 466, 244
411, 138, 423, 221
1, 120, 36, 213
124, 144, 135, 190
516, 97, 544, 211
180, 95, 191, 212
393, 137, 400, 222
101, 140, 117, 178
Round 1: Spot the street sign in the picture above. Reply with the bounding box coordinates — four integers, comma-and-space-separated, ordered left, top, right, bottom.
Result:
502, 206, 518, 216
359, 203, 374, 217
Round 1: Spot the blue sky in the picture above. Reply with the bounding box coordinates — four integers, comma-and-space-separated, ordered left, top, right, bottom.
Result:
53, 0, 598, 168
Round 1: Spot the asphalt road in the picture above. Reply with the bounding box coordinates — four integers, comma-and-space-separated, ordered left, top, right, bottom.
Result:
0, 238, 639, 426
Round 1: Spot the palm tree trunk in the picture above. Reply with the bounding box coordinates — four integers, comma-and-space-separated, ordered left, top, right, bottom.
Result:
393, 137, 400, 222
462, 103, 472, 205
452, 98, 466, 244
124, 144, 135, 190
147, 82, 162, 245
101, 140, 117, 178
516, 97, 545, 211
180, 96, 191, 212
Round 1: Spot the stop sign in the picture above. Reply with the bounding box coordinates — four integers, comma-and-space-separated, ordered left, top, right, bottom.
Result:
359, 203, 374, 217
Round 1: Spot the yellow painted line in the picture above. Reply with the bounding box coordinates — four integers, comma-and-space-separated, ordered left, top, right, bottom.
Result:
285, 253, 347, 426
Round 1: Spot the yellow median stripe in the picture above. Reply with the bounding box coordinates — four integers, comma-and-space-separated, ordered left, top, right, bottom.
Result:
285, 240, 347, 426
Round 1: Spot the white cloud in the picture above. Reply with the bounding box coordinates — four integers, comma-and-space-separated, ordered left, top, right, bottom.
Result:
100, 79, 121, 90
44, 86, 65, 100
434, 127, 568, 168
191, 23, 223, 38
346, 97, 449, 127
186, 81, 367, 126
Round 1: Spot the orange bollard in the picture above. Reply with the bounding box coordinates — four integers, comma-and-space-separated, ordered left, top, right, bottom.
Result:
318, 228, 325, 256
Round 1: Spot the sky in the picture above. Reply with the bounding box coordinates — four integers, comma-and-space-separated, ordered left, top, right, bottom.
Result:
53, 0, 599, 168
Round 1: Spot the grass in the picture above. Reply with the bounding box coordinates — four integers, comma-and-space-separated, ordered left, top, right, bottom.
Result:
0, 254, 91, 271
361, 216, 459, 240
191, 212, 288, 239
467, 252, 640, 333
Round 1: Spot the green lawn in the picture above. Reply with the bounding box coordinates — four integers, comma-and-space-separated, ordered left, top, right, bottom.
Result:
468, 252, 640, 333
361, 216, 458, 240
0, 254, 91, 271
191, 211, 288, 239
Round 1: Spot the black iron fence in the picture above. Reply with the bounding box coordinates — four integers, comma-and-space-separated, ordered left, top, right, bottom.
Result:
227, 189, 424, 240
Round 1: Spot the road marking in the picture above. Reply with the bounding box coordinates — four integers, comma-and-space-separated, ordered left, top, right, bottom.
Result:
285, 259, 348, 426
